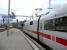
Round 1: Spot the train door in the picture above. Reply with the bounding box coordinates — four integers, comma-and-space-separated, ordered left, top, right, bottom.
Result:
39, 20, 43, 42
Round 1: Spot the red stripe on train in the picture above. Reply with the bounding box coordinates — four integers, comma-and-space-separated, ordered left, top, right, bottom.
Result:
26, 30, 37, 34
39, 32, 51, 39
56, 37, 67, 46
26, 29, 51, 39
26, 29, 67, 46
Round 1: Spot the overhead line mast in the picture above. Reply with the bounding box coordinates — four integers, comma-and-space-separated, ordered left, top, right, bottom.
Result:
8, 0, 10, 24
6, 0, 10, 37
48, 0, 52, 13
44, 0, 52, 15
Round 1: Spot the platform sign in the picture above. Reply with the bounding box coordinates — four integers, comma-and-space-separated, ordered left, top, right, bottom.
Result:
2, 12, 16, 19
10, 15, 16, 19
2, 16, 8, 18
2, 16, 13, 23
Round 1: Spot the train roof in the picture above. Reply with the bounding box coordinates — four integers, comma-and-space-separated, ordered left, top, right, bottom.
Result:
40, 3, 67, 20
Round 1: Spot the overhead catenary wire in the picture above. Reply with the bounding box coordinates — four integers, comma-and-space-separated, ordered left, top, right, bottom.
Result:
40, 0, 53, 16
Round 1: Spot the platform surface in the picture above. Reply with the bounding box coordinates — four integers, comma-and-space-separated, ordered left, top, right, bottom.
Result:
0, 28, 40, 50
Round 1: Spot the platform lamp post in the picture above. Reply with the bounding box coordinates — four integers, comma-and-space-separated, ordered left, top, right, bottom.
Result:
16, 19, 19, 28
31, 11, 34, 19
35, 8, 42, 41
31, 14, 33, 19
2, 17, 5, 25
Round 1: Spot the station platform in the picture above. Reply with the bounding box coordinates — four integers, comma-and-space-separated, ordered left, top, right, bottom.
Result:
0, 28, 40, 50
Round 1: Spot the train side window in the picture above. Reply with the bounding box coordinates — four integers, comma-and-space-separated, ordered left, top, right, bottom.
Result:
30, 21, 33, 25
44, 19, 55, 30
55, 16, 67, 32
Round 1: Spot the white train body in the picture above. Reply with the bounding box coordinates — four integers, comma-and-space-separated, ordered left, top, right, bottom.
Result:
23, 4, 67, 50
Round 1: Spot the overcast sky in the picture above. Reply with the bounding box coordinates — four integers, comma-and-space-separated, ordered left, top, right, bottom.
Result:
0, 0, 67, 15
0, 0, 67, 23
10, 0, 49, 16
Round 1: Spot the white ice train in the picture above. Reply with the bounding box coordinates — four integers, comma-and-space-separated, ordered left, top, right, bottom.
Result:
23, 4, 67, 50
